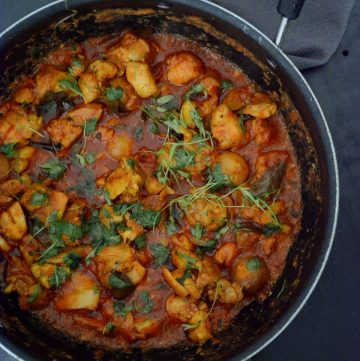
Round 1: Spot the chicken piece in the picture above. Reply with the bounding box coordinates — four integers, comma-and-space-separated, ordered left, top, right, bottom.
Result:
184, 197, 227, 231
222, 85, 254, 111
243, 92, 277, 119
214, 243, 239, 267
134, 317, 160, 339
35, 65, 68, 99
55, 271, 100, 311
126, 62, 158, 98
211, 104, 245, 150
248, 118, 274, 146
45, 118, 82, 149
106, 32, 151, 67
79, 72, 100, 103
208, 278, 242, 304
0, 202, 27, 240
4, 256, 39, 310
14, 85, 35, 104
105, 158, 144, 200
231, 255, 270, 296
196, 256, 221, 289
165, 294, 198, 322
21, 184, 68, 223
106, 133, 133, 160
165, 52, 204, 85
89, 60, 118, 83
67, 103, 103, 126
162, 266, 189, 297
0, 109, 43, 144
10, 146, 35, 174
187, 310, 212, 344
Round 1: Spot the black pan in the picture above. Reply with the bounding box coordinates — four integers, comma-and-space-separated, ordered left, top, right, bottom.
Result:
0, 1, 339, 360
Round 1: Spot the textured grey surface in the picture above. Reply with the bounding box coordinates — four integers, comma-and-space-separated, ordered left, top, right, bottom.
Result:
0, 1, 359, 360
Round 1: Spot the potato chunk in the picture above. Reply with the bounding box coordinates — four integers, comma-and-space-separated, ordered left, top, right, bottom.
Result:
105, 159, 144, 200
134, 317, 160, 339
89, 60, 117, 83
213, 152, 249, 186
162, 266, 189, 297
165, 52, 204, 85
211, 104, 244, 150
45, 118, 82, 149
0, 202, 27, 240
0, 110, 43, 144
187, 310, 212, 344
184, 198, 227, 231
0, 154, 9, 179
222, 85, 254, 111
35, 65, 68, 99
67, 103, 103, 126
106, 133, 133, 160
55, 271, 100, 311
79, 72, 100, 103
165, 294, 198, 322
126, 62, 157, 98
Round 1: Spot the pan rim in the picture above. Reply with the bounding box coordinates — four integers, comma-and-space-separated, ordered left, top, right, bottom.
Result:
0, 1, 339, 360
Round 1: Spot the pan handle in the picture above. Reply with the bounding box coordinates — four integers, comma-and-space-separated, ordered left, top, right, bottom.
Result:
275, 0, 306, 47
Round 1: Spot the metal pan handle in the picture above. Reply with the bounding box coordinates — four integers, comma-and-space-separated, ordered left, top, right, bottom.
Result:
275, 0, 306, 47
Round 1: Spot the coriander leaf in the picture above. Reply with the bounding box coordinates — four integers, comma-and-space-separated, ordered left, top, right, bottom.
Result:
126, 159, 136, 169
148, 122, 159, 134
134, 234, 146, 250
246, 257, 262, 271
103, 321, 116, 335
131, 204, 161, 228
167, 216, 179, 236
59, 76, 83, 98
220, 80, 233, 93
27, 284, 40, 304
176, 268, 192, 285
76, 152, 96, 167
134, 290, 154, 314
109, 273, 133, 290
185, 83, 207, 101
134, 127, 143, 140
30, 191, 49, 206
190, 108, 206, 137
210, 163, 231, 189
262, 223, 281, 236
49, 266, 69, 288
84, 117, 98, 135
40, 159, 66, 179
175, 250, 200, 270
0, 143, 17, 158
157, 94, 174, 105
191, 224, 204, 241
105, 86, 123, 102
63, 252, 82, 270
150, 243, 170, 267
196, 238, 217, 256
114, 300, 133, 318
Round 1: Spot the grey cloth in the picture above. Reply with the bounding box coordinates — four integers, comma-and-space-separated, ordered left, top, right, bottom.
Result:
213, 0, 355, 69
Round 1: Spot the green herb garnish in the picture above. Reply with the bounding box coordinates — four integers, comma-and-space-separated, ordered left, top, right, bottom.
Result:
150, 243, 170, 267
0, 143, 17, 158
105, 86, 123, 102
30, 191, 49, 207
134, 291, 154, 314
40, 159, 66, 179
84, 118, 98, 135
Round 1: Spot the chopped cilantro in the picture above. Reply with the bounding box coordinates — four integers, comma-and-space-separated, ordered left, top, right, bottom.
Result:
134, 291, 154, 314
105, 86, 123, 102
59, 76, 83, 98
126, 159, 136, 169
191, 224, 204, 241
150, 243, 170, 267
0, 143, 17, 158
176, 250, 200, 270
134, 234, 146, 251
131, 203, 161, 228
109, 273, 133, 290
30, 191, 49, 207
84, 118, 98, 135
40, 159, 66, 179
176, 269, 192, 285
148, 122, 159, 134
262, 223, 281, 236
220, 80, 233, 92
49, 266, 69, 288
134, 127, 143, 140
157, 94, 174, 105
27, 285, 40, 304
246, 257, 262, 271
114, 300, 133, 318
103, 321, 116, 335
63, 252, 82, 270
185, 83, 207, 100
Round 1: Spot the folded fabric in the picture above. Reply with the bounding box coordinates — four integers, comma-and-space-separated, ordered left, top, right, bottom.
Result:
212, 0, 355, 69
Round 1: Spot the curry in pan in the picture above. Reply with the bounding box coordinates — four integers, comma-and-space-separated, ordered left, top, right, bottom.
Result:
0, 31, 302, 349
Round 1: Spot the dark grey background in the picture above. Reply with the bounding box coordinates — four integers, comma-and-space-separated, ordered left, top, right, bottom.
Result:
0, 1, 359, 360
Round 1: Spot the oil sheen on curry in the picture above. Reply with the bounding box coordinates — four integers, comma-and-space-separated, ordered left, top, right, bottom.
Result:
0, 31, 302, 349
